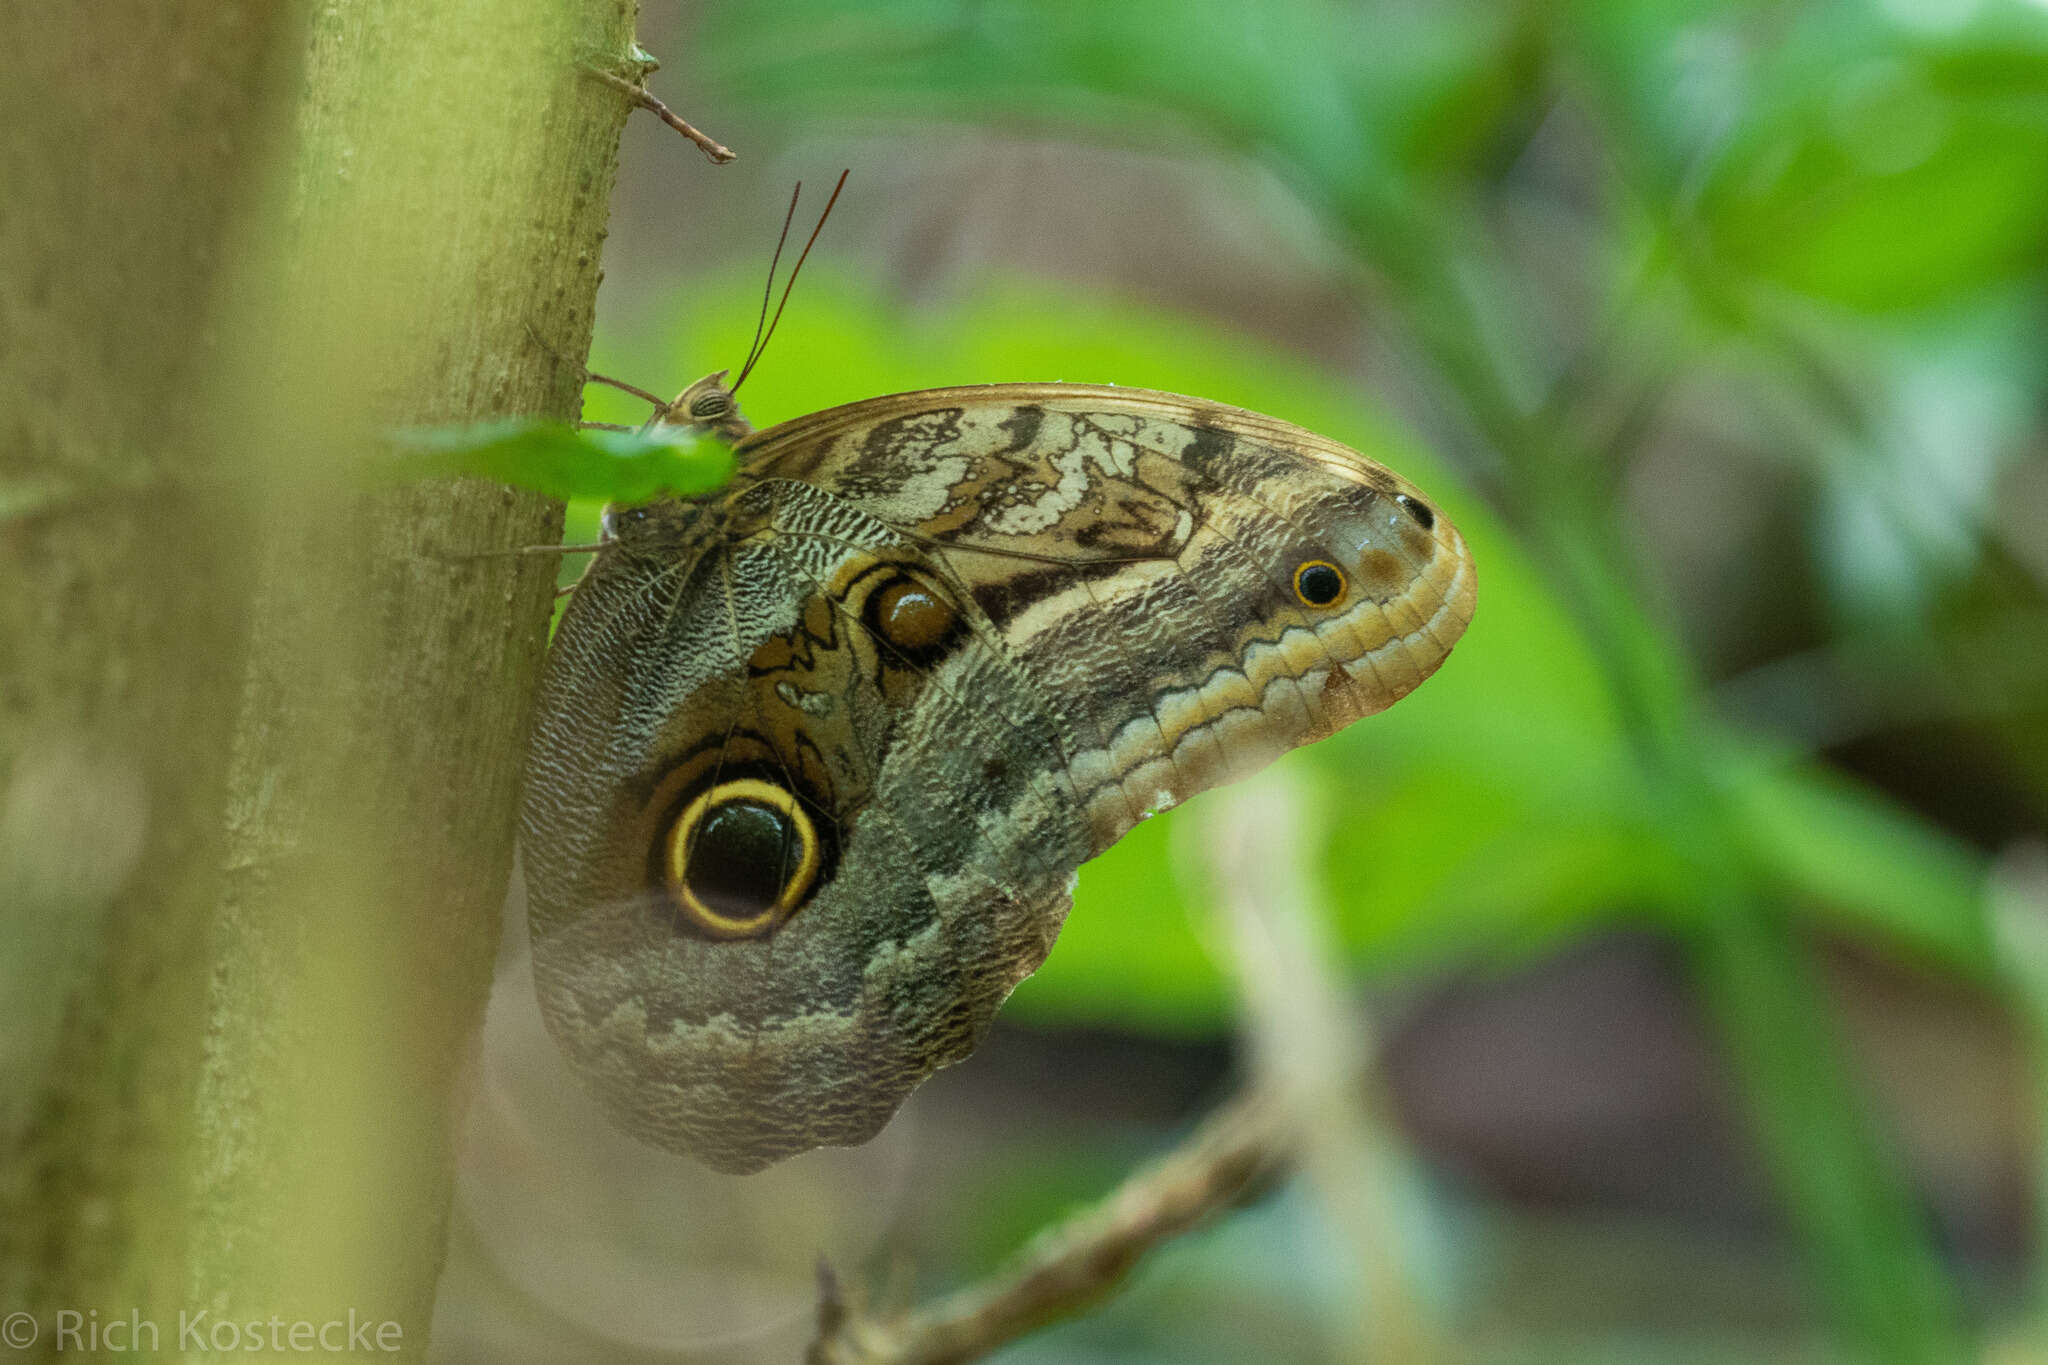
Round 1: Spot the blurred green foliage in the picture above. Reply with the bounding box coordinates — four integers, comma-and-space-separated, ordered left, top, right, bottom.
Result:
598, 277, 1996, 1029
577, 269, 2003, 1358
566, 0, 2048, 1357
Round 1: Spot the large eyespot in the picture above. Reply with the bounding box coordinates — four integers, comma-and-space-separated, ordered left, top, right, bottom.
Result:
1292, 559, 1347, 608
660, 777, 819, 940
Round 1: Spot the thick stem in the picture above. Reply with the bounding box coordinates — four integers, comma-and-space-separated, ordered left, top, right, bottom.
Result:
0, 0, 302, 1336
1, 0, 641, 1354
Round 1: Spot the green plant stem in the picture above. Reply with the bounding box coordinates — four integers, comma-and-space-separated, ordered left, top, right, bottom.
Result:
188, 0, 637, 1347
1692, 895, 1965, 1363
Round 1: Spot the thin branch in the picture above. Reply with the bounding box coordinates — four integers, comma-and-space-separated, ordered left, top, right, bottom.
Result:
581, 66, 735, 164
807, 1090, 1296, 1365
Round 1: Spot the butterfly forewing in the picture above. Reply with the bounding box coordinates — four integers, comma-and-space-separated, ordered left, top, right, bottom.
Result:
520, 383, 1475, 1173
744, 386, 1475, 844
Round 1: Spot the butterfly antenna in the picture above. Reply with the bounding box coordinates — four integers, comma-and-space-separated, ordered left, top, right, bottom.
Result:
731, 168, 849, 394
736, 180, 805, 389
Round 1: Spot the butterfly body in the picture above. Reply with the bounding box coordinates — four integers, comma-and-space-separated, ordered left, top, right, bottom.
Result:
522, 382, 1475, 1173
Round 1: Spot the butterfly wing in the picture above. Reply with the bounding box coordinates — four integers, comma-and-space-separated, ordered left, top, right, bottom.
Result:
520, 384, 1475, 1173
744, 385, 1477, 847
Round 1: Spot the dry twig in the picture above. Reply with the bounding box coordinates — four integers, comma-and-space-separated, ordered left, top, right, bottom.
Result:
807, 771, 1448, 1364
806, 1090, 1297, 1365
582, 65, 735, 164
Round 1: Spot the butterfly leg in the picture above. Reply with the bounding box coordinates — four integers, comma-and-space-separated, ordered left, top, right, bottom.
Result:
524, 322, 677, 422
426, 541, 613, 565
497, 542, 612, 557
583, 373, 671, 410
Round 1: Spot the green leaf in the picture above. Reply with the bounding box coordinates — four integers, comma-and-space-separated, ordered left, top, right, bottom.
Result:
380, 420, 735, 502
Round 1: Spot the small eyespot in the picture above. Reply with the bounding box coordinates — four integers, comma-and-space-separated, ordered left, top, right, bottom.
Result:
662, 778, 819, 939
1395, 493, 1435, 531
1293, 560, 1347, 608
854, 566, 966, 668
873, 577, 956, 651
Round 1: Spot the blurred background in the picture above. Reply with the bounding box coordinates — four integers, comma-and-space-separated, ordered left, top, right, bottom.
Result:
437, 1, 2048, 1361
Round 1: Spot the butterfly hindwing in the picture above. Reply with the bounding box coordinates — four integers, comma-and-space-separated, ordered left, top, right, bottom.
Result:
520, 383, 1476, 1172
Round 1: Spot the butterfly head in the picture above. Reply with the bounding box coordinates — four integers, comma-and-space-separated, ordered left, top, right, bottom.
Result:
658, 370, 754, 444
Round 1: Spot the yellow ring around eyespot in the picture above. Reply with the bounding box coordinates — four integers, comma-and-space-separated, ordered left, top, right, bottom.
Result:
662, 777, 820, 939
1292, 559, 1348, 608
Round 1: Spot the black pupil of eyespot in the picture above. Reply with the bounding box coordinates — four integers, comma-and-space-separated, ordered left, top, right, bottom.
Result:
1396, 494, 1435, 530
684, 799, 796, 919
1298, 563, 1343, 605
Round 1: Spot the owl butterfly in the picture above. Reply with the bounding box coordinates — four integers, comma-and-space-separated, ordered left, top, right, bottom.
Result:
521, 182, 1477, 1174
